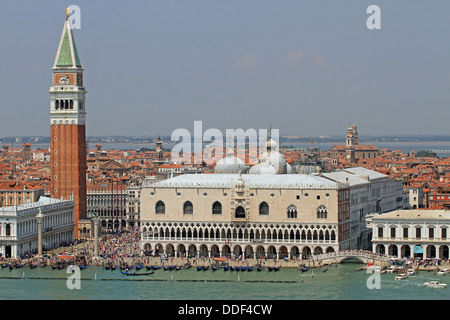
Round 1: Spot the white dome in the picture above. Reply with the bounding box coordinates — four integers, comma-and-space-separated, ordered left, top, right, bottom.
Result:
249, 162, 277, 175
214, 148, 247, 174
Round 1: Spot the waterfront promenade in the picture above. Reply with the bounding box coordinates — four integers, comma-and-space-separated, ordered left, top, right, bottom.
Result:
1, 228, 449, 272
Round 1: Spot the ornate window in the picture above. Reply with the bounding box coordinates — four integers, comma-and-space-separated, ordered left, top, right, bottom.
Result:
259, 202, 269, 215
155, 201, 165, 214
317, 205, 328, 219
212, 201, 222, 215
287, 205, 297, 219
183, 201, 193, 214
235, 206, 245, 219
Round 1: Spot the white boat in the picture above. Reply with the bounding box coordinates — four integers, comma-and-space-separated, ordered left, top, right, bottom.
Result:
424, 281, 447, 288
406, 268, 416, 275
395, 273, 408, 280
386, 266, 396, 273
437, 269, 449, 276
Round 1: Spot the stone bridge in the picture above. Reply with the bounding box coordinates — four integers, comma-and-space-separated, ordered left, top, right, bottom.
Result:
312, 251, 391, 264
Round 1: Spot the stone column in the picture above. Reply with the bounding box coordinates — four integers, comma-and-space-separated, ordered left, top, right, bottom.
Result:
36, 208, 44, 256
93, 215, 100, 257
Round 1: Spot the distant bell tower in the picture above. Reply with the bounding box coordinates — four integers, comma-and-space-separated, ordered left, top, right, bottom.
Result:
155, 136, 164, 163
49, 9, 87, 238
345, 123, 356, 163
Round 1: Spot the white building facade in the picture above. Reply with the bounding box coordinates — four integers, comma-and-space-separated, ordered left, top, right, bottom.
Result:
0, 197, 74, 258
369, 209, 450, 259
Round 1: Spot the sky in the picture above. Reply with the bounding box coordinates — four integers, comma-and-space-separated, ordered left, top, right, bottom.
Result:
0, 0, 449, 138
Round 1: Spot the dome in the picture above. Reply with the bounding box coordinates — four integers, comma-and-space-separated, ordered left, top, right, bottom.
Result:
249, 162, 277, 175
249, 137, 289, 174
214, 148, 247, 174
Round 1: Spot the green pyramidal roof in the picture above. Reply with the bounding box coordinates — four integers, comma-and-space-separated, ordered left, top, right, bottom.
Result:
54, 19, 81, 68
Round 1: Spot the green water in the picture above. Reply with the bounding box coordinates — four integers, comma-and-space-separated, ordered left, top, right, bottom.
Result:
0, 263, 448, 300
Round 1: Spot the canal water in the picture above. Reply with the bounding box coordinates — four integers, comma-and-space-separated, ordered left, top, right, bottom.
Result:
0, 262, 448, 300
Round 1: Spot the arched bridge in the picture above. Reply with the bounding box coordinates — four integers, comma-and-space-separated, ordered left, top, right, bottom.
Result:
313, 251, 391, 264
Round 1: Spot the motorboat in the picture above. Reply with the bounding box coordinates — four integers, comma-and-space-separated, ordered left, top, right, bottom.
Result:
437, 269, 449, 275
424, 281, 447, 288
406, 268, 416, 276
395, 273, 408, 280
386, 266, 396, 273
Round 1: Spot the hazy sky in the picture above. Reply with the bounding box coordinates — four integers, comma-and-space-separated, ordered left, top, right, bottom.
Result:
0, 1, 449, 137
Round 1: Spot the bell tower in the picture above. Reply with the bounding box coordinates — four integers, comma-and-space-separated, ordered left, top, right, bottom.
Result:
49, 9, 87, 238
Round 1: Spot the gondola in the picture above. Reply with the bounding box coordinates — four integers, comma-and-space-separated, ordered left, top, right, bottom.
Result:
223, 266, 229, 271
30, 264, 38, 269
164, 266, 170, 271
301, 266, 309, 272
175, 266, 181, 271
268, 267, 274, 271
241, 266, 247, 271
105, 265, 111, 270
136, 264, 144, 270
203, 266, 209, 271
273, 267, 280, 271
197, 266, 203, 271
257, 266, 264, 271
79, 265, 87, 270
212, 266, 219, 271
230, 266, 235, 271
111, 265, 117, 270
151, 265, 158, 270
9, 264, 14, 270
146, 266, 153, 270
247, 266, 253, 271
121, 271, 154, 276
51, 264, 58, 270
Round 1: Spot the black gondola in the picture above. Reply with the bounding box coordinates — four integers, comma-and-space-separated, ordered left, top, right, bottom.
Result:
197, 266, 203, 271
274, 267, 280, 271
301, 266, 309, 272
146, 266, 153, 270
268, 267, 274, 271
121, 271, 154, 276
203, 266, 209, 271
257, 266, 264, 271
